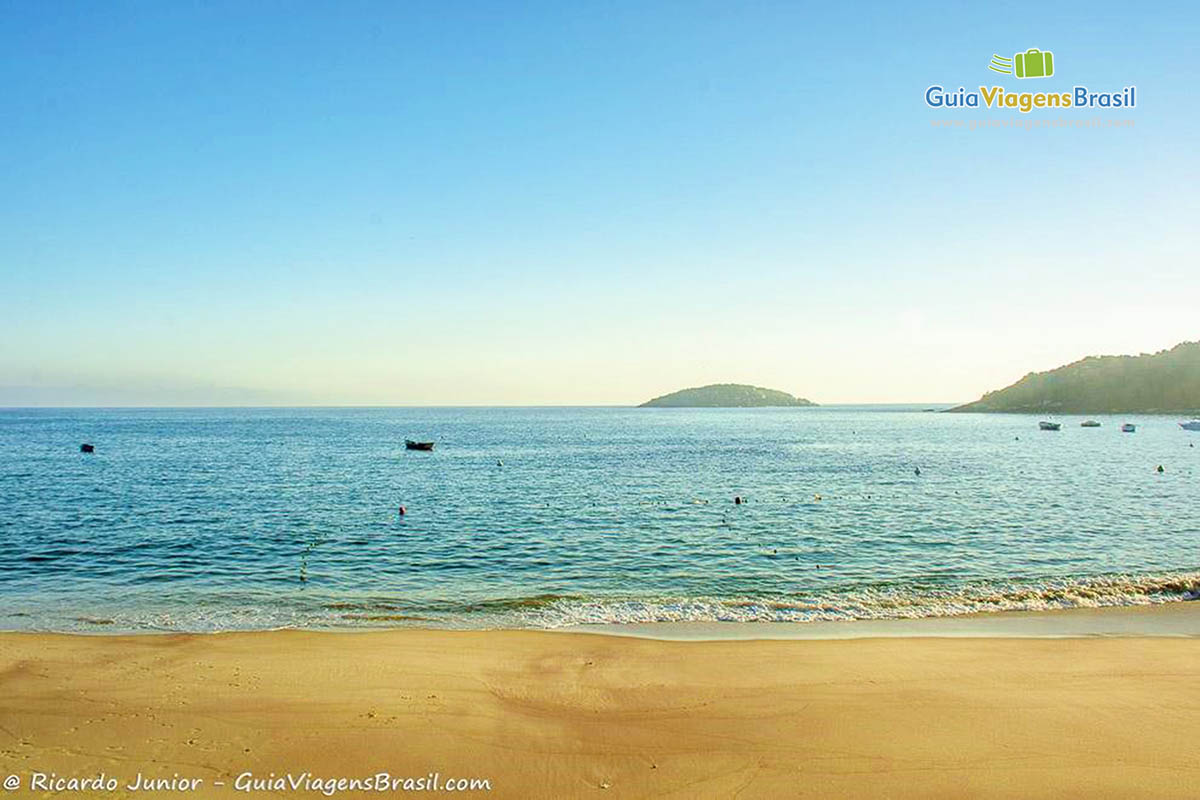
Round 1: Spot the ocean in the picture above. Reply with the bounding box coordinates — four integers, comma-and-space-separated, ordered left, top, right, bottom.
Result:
1, 406, 1197, 633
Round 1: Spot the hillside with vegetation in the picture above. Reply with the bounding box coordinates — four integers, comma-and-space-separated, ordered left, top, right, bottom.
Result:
640, 383, 816, 408
950, 341, 1200, 414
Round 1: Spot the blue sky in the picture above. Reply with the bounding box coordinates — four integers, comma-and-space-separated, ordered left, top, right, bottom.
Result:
2, 0, 1197, 405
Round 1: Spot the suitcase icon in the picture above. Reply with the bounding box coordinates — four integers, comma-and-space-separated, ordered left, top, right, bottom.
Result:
1014, 48, 1054, 79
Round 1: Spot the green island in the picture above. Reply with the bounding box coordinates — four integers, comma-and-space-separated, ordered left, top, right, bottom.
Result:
639, 383, 816, 408
950, 340, 1200, 414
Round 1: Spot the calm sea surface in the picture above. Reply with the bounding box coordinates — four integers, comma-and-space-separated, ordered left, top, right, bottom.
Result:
1, 407, 1198, 632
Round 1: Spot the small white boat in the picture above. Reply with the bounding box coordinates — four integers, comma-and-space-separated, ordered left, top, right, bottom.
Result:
1121, 423, 1137, 433
1181, 421, 1200, 431
1080, 420, 1101, 428
1038, 421, 1062, 431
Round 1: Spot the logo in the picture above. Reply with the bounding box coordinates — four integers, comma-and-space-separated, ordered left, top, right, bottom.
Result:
989, 49, 1055, 78
925, 48, 1135, 113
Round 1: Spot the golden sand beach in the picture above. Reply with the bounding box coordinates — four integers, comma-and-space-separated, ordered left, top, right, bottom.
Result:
3, 607, 1200, 799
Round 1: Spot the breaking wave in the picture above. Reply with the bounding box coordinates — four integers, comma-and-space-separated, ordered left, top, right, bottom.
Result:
515, 571, 1200, 628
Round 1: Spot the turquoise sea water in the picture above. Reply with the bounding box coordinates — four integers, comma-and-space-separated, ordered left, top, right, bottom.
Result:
1, 407, 1198, 632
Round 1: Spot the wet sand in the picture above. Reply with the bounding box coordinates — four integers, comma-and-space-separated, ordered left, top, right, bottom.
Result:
3, 606, 1200, 798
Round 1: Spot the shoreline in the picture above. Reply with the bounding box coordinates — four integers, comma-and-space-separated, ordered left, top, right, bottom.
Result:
565, 598, 1200, 639
5, 598, 1199, 640
3, 604, 1200, 797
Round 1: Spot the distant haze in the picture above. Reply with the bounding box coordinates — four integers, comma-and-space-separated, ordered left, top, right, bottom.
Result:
3, 3, 1197, 406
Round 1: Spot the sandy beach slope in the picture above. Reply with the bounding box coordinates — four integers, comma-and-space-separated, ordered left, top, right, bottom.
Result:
3, 617, 1200, 798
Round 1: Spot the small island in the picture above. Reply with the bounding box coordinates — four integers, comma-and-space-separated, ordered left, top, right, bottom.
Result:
640, 383, 816, 408
950, 340, 1200, 414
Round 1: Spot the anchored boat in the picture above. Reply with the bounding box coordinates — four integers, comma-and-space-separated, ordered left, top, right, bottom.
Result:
405, 440, 435, 451
1120, 423, 1137, 433
1038, 421, 1062, 431
1180, 421, 1200, 431
1080, 420, 1101, 428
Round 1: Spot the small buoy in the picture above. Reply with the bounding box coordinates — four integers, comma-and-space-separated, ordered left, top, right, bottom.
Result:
1157, 465, 1165, 473
813, 493, 822, 501
80, 443, 94, 453
734, 496, 742, 505
398, 505, 407, 515
914, 466, 921, 476
497, 460, 503, 466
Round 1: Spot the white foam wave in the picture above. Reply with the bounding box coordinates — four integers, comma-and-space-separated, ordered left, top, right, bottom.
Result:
517, 572, 1200, 627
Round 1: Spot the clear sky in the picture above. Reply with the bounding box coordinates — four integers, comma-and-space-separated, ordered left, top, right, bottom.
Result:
3, 1, 1197, 405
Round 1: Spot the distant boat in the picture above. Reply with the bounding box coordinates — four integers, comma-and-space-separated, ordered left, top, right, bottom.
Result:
405, 440, 435, 451
1080, 420, 1101, 428
80, 443, 95, 453
1120, 423, 1137, 433
1038, 421, 1062, 431
1180, 421, 1200, 431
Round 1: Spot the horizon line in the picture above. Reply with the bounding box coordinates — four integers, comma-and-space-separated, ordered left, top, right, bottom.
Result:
0, 402, 964, 410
